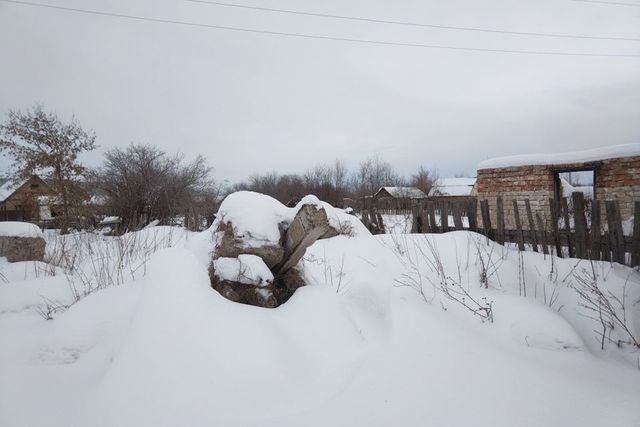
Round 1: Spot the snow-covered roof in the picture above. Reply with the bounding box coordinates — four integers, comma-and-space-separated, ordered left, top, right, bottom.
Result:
0, 221, 43, 238
478, 143, 640, 170
429, 178, 476, 197
0, 179, 25, 202
376, 187, 427, 199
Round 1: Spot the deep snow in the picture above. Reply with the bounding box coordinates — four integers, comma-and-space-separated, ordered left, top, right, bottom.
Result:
0, 223, 639, 426
478, 143, 640, 170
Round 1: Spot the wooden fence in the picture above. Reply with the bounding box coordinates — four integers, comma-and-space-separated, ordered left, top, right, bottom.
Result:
361, 193, 640, 267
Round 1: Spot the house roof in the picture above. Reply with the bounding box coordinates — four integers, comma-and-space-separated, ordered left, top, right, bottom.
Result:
375, 186, 427, 199
429, 178, 476, 197
0, 178, 26, 202
0, 175, 53, 203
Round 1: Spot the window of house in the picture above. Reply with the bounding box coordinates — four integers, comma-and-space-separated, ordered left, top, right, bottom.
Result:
30, 184, 39, 189
555, 169, 595, 200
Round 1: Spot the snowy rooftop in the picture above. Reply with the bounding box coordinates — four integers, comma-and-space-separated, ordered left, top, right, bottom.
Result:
429, 178, 476, 197
0, 221, 43, 238
0, 178, 24, 202
376, 187, 427, 199
478, 143, 640, 170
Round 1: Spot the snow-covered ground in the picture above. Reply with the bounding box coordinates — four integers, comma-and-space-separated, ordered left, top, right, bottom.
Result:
0, 222, 639, 426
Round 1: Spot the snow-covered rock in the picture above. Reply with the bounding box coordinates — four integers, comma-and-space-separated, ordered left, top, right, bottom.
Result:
0, 222, 43, 238
212, 255, 274, 287
0, 222, 45, 262
208, 191, 369, 307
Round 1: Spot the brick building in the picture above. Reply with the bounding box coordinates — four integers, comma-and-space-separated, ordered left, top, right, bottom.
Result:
475, 144, 640, 229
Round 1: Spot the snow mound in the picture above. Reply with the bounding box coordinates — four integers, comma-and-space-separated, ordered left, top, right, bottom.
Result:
0, 222, 43, 238
213, 254, 274, 286
211, 191, 292, 247
210, 191, 369, 248
478, 143, 640, 170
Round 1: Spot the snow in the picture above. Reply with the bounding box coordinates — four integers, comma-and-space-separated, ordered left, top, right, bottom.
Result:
0, 201, 639, 426
561, 178, 594, 199
478, 143, 640, 170
99, 216, 121, 225
429, 177, 476, 196
213, 254, 274, 286
0, 221, 43, 238
376, 186, 427, 199
0, 178, 23, 202
211, 191, 369, 249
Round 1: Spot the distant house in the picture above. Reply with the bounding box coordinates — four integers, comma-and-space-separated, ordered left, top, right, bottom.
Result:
428, 178, 477, 199
373, 186, 428, 209
0, 175, 57, 222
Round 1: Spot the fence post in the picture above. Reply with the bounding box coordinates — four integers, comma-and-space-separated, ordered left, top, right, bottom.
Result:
411, 205, 421, 233
590, 200, 601, 262
376, 212, 385, 234
524, 199, 538, 252
560, 197, 574, 258
420, 208, 431, 233
632, 201, 640, 267
480, 200, 493, 240
467, 199, 478, 232
361, 209, 371, 230
427, 202, 437, 234
441, 202, 449, 233
452, 202, 464, 230
496, 196, 505, 245
606, 200, 625, 264
512, 199, 525, 251
535, 212, 549, 255
572, 192, 588, 259
549, 198, 562, 257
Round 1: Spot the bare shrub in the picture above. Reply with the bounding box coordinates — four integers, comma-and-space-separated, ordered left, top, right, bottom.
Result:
391, 234, 494, 322
96, 143, 217, 230
572, 264, 639, 350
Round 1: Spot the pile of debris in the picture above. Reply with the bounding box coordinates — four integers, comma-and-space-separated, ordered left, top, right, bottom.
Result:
208, 192, 367, 308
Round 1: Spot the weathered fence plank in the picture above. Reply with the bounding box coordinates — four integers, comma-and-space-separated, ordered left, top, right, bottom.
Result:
632, 201, 640, 267
512, 200, 525, 251
376, 212, 385, 234
572, 192, 588, 259
480, 200, 493, 239
452, 202, 464, 230
496, 196, 505, 245
421, 208, 431, 233
467, 199, 477, 232
590, 200, 601, 261
524, 199, 538, 252
535, 212, 549, 255
549, 198, 562, 257
411, 206, 420, 233
606, 201, 625, 264
440, 202, 449, 233
560, 197, 574, 258
427, 202, 437, 234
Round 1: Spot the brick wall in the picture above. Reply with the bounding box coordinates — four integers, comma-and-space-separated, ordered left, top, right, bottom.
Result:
475, 165, 555, 230
595, 156, 640, 220
476, 155, 640, 231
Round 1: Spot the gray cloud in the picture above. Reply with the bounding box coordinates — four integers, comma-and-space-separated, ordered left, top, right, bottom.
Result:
1, 0, 638, 182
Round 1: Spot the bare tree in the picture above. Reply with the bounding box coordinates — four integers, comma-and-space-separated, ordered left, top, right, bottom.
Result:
0, 105, 97, 228
411, 166, 437, 196
97, 143, 216, 230
352, 155, 403, 207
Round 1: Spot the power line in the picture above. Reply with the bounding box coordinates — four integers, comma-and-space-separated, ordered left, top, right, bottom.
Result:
1, 0, 639, 58
572, 0, 640, 7
186, 0, 640, 42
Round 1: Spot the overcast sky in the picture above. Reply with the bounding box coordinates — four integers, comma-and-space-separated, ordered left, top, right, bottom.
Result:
1, 0, 639, 184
